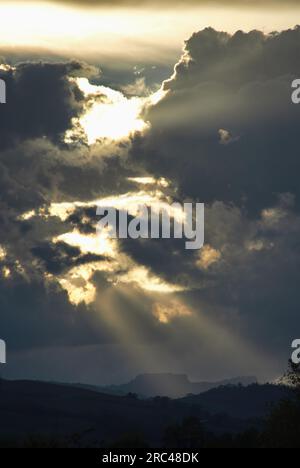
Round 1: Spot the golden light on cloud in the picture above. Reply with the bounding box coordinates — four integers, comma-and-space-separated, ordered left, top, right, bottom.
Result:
95, 191, 163, 214
20, 204, 78, 222
0, 64, 15, 72
46, 187, 180, 224
46, 187, 184, 223
118, 266, 185, 293
153, 300, 192, 324
0, 246, 7, 261
29, 183, 187, 306
127, 177, 170, 188
18, 210, 36, 221
95, 191, 186, 226
52, 227, 115, 304
196, 245, 221, 270
50, 226, 184, 303
53, 249, 184, 304
2, 266, 11, 279
50, 204, 185, 302
0, 250, 26, 281
51, 238, 184, 304
66, 78, 167, 144
48, 203, 76, 221
54, 229, 116, 257
54, 261, 111, 305
261, 206, 287, 225
66, 78, 148, 144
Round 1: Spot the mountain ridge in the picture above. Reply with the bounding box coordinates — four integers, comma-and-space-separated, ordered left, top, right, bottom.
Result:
72, 373, 257, 398
0, 377, 293, 446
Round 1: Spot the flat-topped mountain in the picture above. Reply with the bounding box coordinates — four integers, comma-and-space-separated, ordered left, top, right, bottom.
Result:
97, 373, 257, 398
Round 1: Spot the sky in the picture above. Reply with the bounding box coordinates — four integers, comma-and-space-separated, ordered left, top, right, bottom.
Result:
1, 0, 300, 385
0, 1, 300, 67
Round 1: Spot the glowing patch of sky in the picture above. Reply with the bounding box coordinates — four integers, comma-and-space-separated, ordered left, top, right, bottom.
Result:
65, 78, 166, 144
0, 3, 299, 64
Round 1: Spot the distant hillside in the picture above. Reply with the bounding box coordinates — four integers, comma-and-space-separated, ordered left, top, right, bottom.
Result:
80, 373, 257, 398
180, 383, 294, 419
0, 378, 295, 447
0, 379, 190, 446
0, 379, 262, 446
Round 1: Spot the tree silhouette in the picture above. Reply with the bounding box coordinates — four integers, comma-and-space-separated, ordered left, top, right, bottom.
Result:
262, 360, 300, 448
163, 417, 207, 448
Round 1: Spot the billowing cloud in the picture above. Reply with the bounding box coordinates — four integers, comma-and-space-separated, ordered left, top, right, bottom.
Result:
133, 26, 300, 215
125, 26, 300, 377
1, 26, 300, 384
0, 61, 98, 148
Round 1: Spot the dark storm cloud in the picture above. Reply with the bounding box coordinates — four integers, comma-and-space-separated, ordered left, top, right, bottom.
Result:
0, 58, 145, 359
122, 26, 300, 371
0, 56, 137, 207
0, 137, 115, 221
0, 61, 97, 149
31, 241, 107, 274
0, 274, 113, 350
112, 194, 300, 366
133, 26, 300, 216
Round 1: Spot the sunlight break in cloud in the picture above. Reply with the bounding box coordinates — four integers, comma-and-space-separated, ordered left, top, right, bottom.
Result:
118, 267, 186, 294
47, 189, 186, 303
45, 189, 185, 224
54, 229, 116, 257
50, 261, 113, 306
20, 186, 175, 224
127, 177, 170, 188
65, 77, 166, 144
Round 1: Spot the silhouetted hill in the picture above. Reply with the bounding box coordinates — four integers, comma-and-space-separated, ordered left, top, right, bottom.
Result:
83, 373, 257, 398
179, 383, 294, 419
0, 379, 193, 446
0, 378, 271, 446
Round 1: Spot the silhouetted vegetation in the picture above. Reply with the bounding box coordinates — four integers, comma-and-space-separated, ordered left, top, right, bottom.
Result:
163, 417, 209, 448
262, 360, 300, 448
108, 433, 149, 449
0, 362, 300, 448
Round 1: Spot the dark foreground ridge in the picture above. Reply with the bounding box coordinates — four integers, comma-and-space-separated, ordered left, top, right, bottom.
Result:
0, 378, 294, 447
